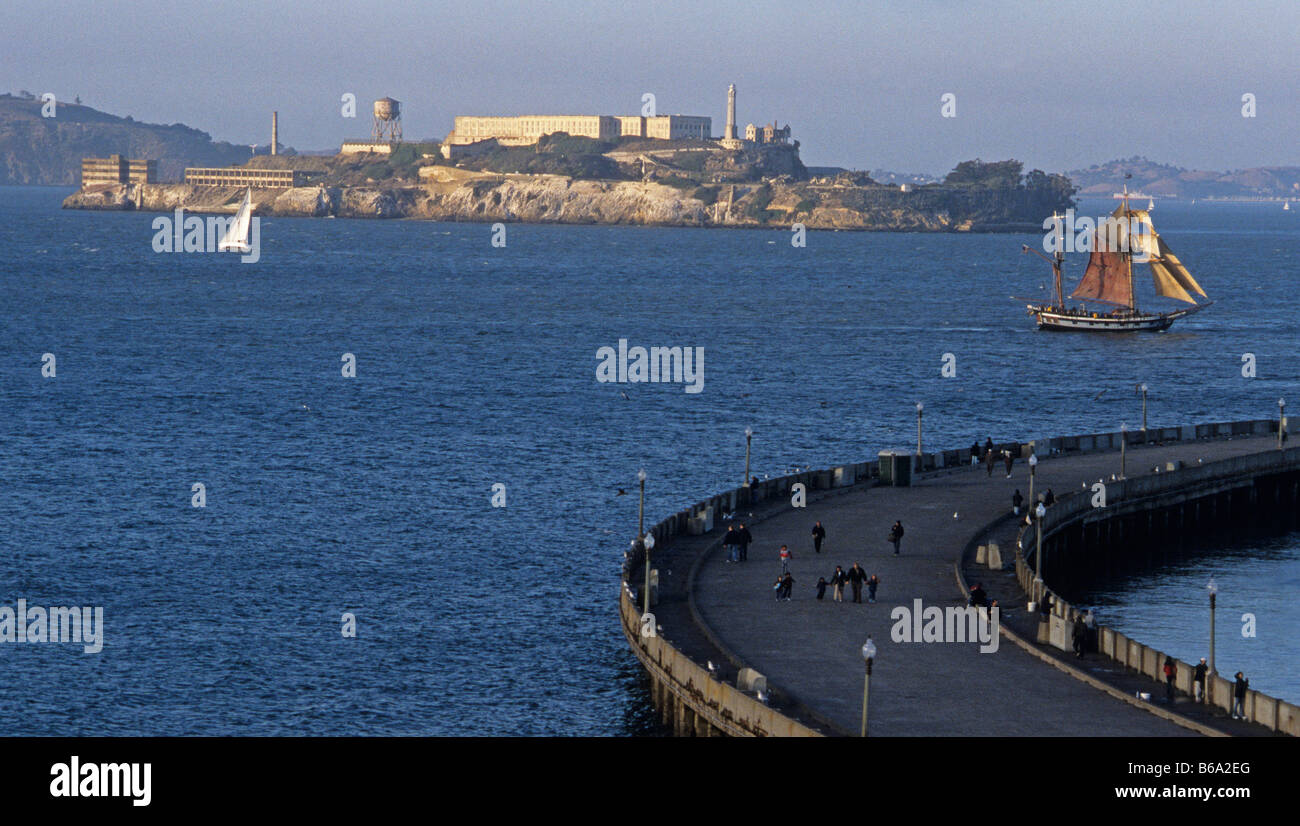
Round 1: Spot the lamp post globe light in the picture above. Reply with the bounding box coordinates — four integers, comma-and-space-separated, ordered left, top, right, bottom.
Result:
915, 402, 923, 457
860, 637, 877, 737
1207, 577, 1218, 677
1034, 502, 1047, 602
642, 532, 655, 617
1120, 423, 1127, 479
1280, 399, 1287, 450
1139, 383, 1149, 436
1028, 453, 1037, 509
744, 427, 753, 487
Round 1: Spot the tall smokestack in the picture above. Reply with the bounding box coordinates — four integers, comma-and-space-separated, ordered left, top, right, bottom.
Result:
725, 85, 736, 140
271, 111, 278, 156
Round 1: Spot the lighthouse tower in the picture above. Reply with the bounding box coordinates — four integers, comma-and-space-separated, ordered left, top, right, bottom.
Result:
720, 84, 744, 149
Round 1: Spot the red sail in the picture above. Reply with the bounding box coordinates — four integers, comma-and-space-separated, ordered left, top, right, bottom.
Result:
1069, 232, 1131, 307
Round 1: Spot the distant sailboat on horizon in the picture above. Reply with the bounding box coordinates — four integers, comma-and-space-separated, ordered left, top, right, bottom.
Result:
1148, 198, 1155, 210
218, 188, 254, 253
1285, 201, 1291, 211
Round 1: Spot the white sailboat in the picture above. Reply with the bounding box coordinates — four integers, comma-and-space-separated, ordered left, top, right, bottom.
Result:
1285, 201, 1291, 211
218, 189, 254, 253
1147, 198, 1155, 210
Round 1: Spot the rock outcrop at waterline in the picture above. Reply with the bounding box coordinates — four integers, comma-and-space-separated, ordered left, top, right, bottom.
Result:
62, 172, 1047, 232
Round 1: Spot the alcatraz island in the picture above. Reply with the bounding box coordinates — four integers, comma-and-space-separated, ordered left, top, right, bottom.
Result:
46, 85, 1076, 230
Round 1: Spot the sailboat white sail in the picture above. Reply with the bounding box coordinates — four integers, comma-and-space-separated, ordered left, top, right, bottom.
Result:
1147, 198, 1154, 210
218, 189, 253, 253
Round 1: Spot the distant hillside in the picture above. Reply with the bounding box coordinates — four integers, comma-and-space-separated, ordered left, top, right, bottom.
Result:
1069, 156, 1300, 199
0, 92, 254, 185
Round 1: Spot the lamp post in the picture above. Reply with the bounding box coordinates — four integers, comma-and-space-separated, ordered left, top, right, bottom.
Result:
915, 402, 923, 457
1034, 502, 1047, 602
861, 637, 876, 737
642, 531, 655, 617
1207, 577, 1217, 678
1028, 453, 1038, 510
1138, 383, 1148, 438
1120, 423, 1127, 479
1279, 399, 1287, 450
744, 427, 753, 487
637, 469, 648, 615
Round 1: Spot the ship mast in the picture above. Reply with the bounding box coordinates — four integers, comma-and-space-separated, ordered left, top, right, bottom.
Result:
1123, 183, 1137, 313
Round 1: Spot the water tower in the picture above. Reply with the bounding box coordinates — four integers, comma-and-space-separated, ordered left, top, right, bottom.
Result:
372, 97, 402, 143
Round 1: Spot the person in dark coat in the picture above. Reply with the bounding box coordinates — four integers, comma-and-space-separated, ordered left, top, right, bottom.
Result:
1232, 672, 1249, 719
866, 573, 880, 603
1163, 657, 1176, 703
1193, 658, 1208, 703
722, 524, 739, 563
736, 523, 752, 561
969, 583, 988, 608
779, 572, 795, 601
1043, 488, 1055, 506
1012, 489, 1024, 516
984, 437, 994, 457
811, 521, 826, 554
970, 441, 980, 466
1071, 614, 1087, 658
816, 576, 828, 600
1003, 450, 1014, 478
888, 521, 904, 555
984, 448, 996, 477
830, 565, 846, 603
847, 563, 867, 603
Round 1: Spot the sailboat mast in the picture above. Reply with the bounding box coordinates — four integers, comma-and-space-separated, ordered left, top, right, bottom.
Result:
1123, 183, 1137, 312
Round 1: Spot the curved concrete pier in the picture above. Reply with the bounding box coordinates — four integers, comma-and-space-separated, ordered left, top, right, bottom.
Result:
621, 419, 1299, 736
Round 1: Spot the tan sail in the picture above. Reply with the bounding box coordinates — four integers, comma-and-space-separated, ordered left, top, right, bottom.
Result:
1070, 232, 1132, 306
1129, 210, 1207, 305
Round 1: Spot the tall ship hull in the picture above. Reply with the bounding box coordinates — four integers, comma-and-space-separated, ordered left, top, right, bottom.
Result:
1020, 186, 1210, 333
1028, 304, 1205, 332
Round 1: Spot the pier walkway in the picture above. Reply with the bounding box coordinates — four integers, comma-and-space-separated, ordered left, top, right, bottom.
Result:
679, 435, 1277, 736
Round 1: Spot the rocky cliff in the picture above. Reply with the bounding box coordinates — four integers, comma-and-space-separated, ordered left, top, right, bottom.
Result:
63, 168, 1055, 232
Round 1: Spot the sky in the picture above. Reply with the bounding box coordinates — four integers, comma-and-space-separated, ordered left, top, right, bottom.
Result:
3, 0, 1298, 175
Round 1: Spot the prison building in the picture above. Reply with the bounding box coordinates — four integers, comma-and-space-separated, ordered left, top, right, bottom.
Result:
183, 167, 318, 188
617, 115, 712, 141
446, 115, 624, 146
81, 155, 157, 186
340, 140, 395, 155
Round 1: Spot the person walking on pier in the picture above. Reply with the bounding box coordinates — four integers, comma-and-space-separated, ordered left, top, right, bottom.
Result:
888, 521, 904, 555
723, 524, 739, 563
1072, 613, 1087, 659
779, 572, 795, 601
1232, 672, 1249, 719
1043, 488, 1055, 507
830, 565, 846, 603
1012, 489, 1024, 516
811, 521, 826, 554
779, 545, 791, 574
847, 562, 867, 603
1163, 657, 1176, 704
773, 576, 784, 601
737, 523, 752, 562
816, 576, 828, 600
985, 448, 996, 477
1193, 658, 1208, 703
866, 573, 879, 603
1003, 450, 1014, 478
970, 441, 981, 466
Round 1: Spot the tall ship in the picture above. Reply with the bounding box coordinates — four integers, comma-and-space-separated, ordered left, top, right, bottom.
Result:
1021, 188, 1210, 332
